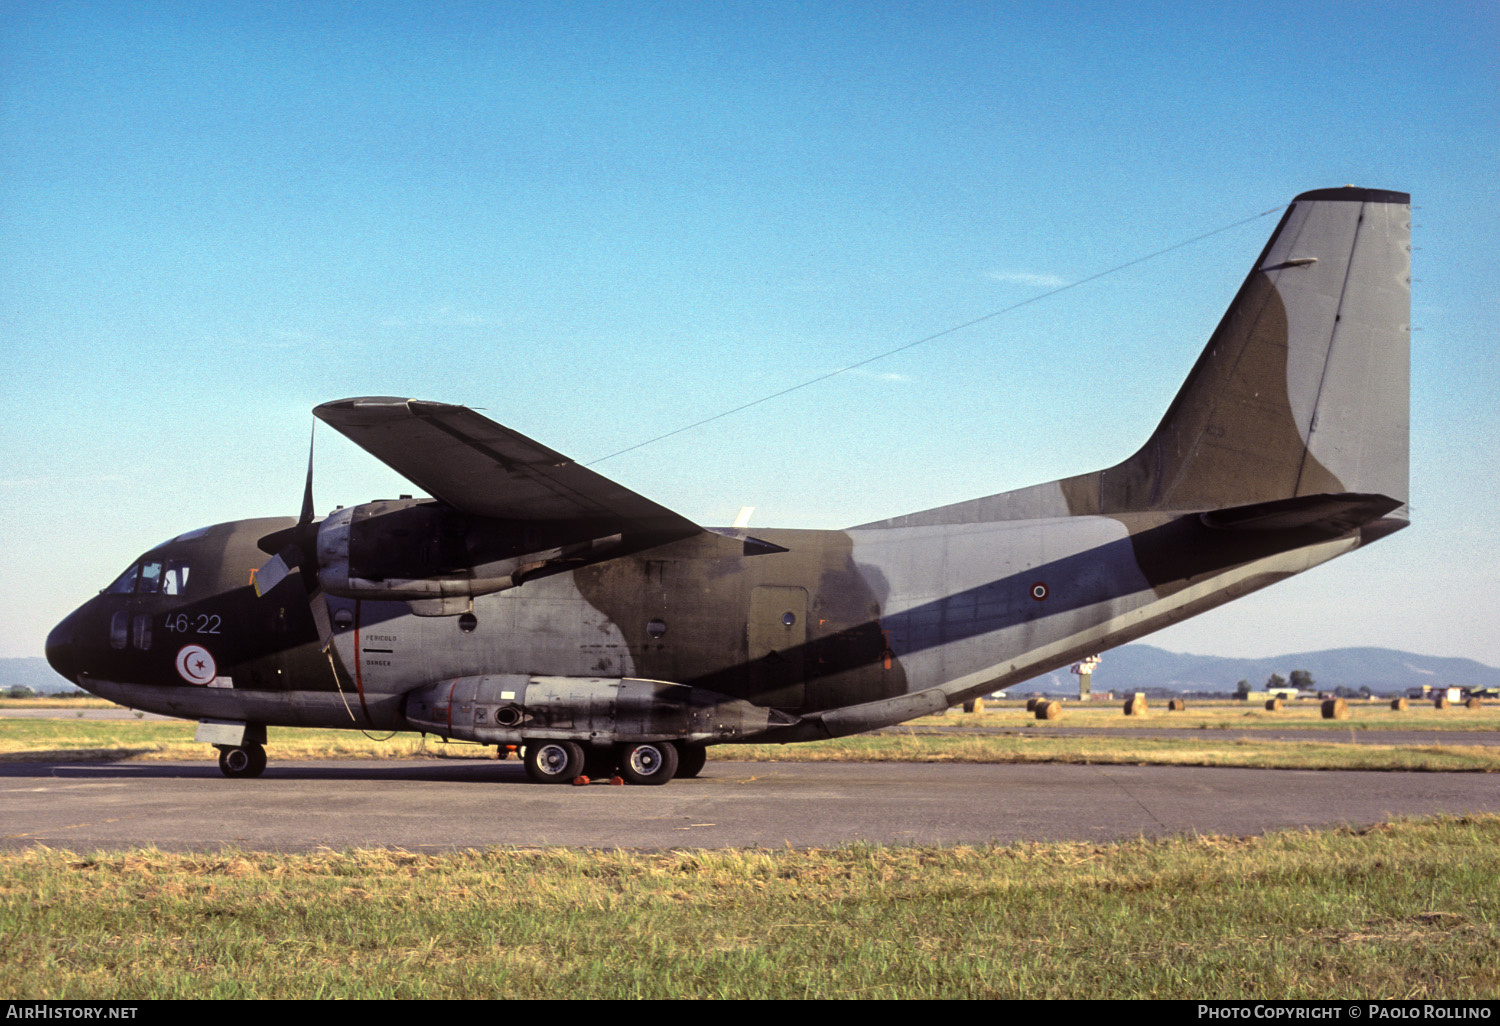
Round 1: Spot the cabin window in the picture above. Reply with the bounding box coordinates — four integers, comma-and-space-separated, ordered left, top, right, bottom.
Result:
110, 611, 128, 649
132, 614, 152, 650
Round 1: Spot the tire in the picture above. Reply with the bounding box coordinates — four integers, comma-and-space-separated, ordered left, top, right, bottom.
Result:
217, 743, 266, 779
618, 741, 679, 786
675, 745, 708, 779
524, 740, 584, 784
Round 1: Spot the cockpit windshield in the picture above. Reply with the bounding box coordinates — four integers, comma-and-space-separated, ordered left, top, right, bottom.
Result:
103, 558, 191, 596
104, 565, 138, 595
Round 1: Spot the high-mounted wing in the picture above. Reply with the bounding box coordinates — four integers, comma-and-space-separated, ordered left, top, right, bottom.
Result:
314, 397, 701, 543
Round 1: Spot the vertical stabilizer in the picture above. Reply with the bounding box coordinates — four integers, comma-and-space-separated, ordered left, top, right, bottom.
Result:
857, 187, 1411, 530
1100, 186, 1410, 513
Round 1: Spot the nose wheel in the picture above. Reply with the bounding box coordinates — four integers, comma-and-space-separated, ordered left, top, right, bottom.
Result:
216, 743, 267, 778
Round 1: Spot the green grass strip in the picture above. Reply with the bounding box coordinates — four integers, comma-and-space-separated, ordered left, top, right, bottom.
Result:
1, 816, 1495, 999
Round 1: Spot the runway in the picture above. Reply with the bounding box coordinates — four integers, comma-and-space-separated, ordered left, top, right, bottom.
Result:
2, 757, 1496, 852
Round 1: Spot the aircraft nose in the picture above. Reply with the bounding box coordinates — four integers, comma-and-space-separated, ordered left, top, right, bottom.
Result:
45, 613, 79, 684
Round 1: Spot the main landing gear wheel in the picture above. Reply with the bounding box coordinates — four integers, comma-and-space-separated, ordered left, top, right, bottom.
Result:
675, 745, 708, 779
618, 741, 679, 785
217, 743, 267, 779
524, 740, 585, 784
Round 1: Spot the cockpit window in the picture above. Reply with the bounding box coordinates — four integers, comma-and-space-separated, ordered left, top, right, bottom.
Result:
104, 565, 138, 595
163, 560, 191, 596
137, 561, 164, 595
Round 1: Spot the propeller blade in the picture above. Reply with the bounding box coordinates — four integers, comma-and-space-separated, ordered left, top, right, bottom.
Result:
299, 421, 316, 526
251, 547, 297, 598
253, 418, 320, 594
308, 590, 335, 653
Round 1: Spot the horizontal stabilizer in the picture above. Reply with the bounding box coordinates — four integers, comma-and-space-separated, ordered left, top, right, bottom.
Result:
1199, 492, 1402, 534
705, 528, 790, 556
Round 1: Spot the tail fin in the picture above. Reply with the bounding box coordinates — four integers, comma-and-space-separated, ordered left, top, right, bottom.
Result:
857, 187, 1411, 529
1098, 186, 1410, 514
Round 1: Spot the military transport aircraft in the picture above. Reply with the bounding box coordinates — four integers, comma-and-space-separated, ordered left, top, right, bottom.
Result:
45, 187, 1410, 784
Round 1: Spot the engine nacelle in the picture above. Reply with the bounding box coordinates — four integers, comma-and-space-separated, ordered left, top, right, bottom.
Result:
314, 499, 626, 613
402, 675, 794, 745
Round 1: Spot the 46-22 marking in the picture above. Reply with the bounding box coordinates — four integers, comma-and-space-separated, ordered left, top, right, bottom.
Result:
163, 612, 222, 635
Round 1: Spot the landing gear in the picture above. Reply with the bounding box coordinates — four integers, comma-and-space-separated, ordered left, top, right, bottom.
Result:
675, 744, 708, 779
217, 743, 267, 779
524, 740, 585, 784
618, 741, 679, 786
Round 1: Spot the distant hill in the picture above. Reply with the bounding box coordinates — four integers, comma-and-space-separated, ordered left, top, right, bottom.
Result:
0, 658, 70, 693
1016, 645, 1500, 695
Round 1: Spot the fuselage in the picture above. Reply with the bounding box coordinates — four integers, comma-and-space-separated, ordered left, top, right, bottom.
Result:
45, 500, 1386, 743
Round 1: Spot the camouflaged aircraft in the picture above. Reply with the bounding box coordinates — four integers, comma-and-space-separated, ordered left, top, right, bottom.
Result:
45, 187, 1410, 785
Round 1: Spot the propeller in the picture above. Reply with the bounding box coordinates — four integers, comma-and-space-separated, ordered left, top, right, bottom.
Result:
253, 423, 319, 596
251, 424, 336, 652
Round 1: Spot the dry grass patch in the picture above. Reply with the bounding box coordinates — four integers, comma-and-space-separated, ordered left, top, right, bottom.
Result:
722, 733, 1500, 772
925, 700, 1500, 732
4, 710, 1497, 773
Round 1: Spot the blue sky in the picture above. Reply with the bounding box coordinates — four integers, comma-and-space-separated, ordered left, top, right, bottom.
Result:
2, 1, 1496, 664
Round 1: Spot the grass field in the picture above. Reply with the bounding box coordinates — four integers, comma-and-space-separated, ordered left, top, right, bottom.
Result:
2, 701, 1497, 772
2, 815, 1495, 999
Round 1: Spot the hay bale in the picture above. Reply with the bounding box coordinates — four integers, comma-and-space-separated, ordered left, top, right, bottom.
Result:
1265, 698, 1283, 712
1026, 697, 1039, 712
1321, 698, 1349, 720
1035, 700, 1062, 720
1465, 697, 1482, 710
1123, 695, 1148, 717
962, 697, 985, 714
1434, 696, 1449, 710
1168, 699, 1186, 711
1390, 697, 1408, 712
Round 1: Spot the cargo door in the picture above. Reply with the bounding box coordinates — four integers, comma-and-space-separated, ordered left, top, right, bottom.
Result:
748, 585, 807, 709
